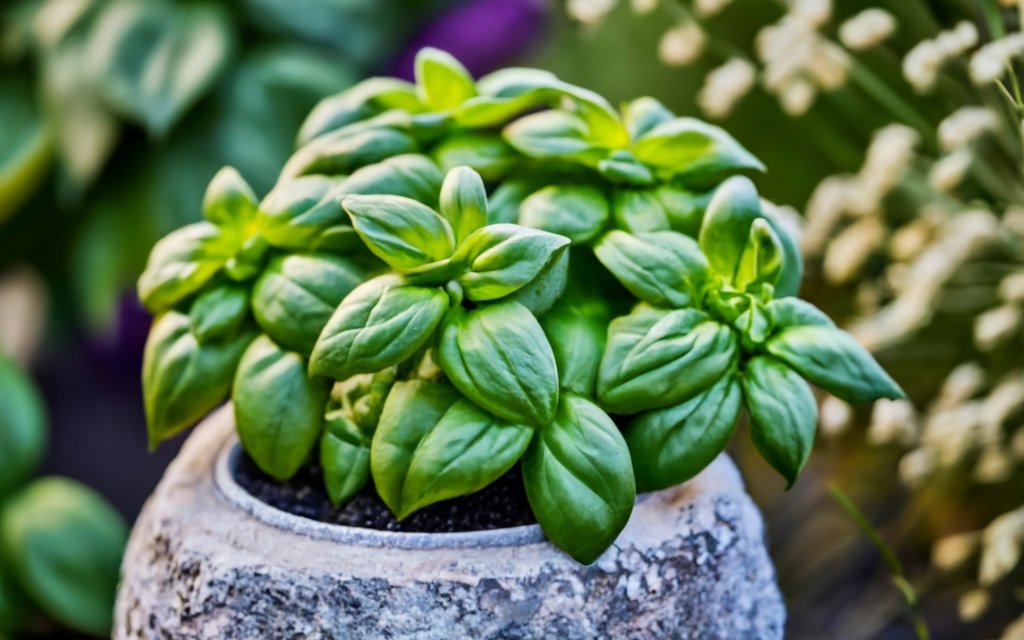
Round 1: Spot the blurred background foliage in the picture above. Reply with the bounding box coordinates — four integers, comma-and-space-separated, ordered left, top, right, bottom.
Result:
1, 0, 1023, 638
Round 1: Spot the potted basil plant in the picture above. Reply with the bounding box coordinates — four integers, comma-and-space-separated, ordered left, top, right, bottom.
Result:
117, 48, 901, 638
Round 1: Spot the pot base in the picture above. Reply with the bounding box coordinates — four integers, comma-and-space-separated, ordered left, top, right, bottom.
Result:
115, 405, 785, 639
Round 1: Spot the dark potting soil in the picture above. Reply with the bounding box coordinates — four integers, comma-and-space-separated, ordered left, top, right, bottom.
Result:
234, 451, 537, 533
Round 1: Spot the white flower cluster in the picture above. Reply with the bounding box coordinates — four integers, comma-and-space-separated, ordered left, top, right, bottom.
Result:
697, 57, 757, 118
970, 32, 1024, 85
903, 22, 978, 91
755, 0, 849, 115
658, 19, 705, 67
839, 8, 896, 51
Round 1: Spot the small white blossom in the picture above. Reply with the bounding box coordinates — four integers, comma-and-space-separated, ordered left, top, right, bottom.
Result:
958, 589, 991, 622
1001, 613, 1024, 640
567, 0, 617, 25
846, 125, 919, 217
933, 531, 980, 570
630, 0, 657, 14
971, 32, 1024, 85
974, 444, 1015, 483
802, 176, 853, 254
904, 22, 979, 91
778, 77, 817, 115
0, 267, 47, 367
979, 506, 1024, 586
975, 304, 1022, 351
790, 0, 832, 29
922, 403, 982, 466
899, 448, 935, 487
929, 149, 972, 192
820, 395, 853, 438
693, 0, 731, 18
890, 217, 938, 263
823, 216, 885, 285
868, 398, 919, 445
659, 21, 706, 67
935, 363, 985, 410
938, 107, 998, 150
839, 8, 897, 51
698, 58, 757, 119
999, 272, 1024, 303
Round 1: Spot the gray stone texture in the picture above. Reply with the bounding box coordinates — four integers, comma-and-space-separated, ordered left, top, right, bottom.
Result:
115, 405, 785, 639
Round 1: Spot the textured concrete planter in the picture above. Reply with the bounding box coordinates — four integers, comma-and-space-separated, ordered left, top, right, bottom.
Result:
115, 405, 785, 639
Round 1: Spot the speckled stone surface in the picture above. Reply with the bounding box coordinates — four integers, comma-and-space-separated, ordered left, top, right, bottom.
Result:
115, 405, 785, 639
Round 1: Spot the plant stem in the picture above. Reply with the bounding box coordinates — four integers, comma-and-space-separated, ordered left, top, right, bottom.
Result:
829, 484, 931, 640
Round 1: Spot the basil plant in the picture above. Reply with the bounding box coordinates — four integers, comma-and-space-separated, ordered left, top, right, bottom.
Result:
139, 48, 903, 564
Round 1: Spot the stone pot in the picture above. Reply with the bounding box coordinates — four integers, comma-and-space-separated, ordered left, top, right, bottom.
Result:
115, 405, 785, 639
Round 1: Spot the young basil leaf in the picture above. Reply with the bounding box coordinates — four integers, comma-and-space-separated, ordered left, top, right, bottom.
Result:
593, 230, 709, 309
522, 394, 636, 565
143, 311, 254, 448
281, 126, 417, 180
439, 166, 487, 245
331, 367, 398, 433
320, 411, 371, 506
735, 297, 771, 350
519, 184, 610, 243
625, 371, 741, 491
0, 477, 126, 637
698, 176, 762, 285
203, 166, 258, 228
762, 211, 804, 298
540, 292, 610, 396
766, 324, 904, 403
439, 301, 559, 428
342, 194, 455, 271
507, 248, 570, 316
622, 96, 675, 139
452, 224, 570, 302
611, 188, 670, 234
252, 253, 366, 355
735, 218, 784, 291
397, 398, 533, 518
742, 356, 818, 488
188, 284, 249, 344
298, 77, 423, 146
370, 380, 461, 516
597, 153, 656, 186
0, 354, 45, 499
487, 177, 540, 225
432, 132, 519, 182
631, 117, 764, 184
657, 185, 709, 237
137, 222, 232, 312
454, 92, 546, 128
258, 175, 346, 250
234, 335, 328, 481
597, 306, 737, 414
309, 278, 449, 380
504, 110, 602, 162
335, 153, 443, 208
415, 47, 477, 111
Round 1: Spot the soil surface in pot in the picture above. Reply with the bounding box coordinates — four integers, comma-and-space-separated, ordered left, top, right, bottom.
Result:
235, 452, 537, 533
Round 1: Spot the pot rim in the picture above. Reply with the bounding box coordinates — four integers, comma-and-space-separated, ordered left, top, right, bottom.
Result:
214, 435, 549, 550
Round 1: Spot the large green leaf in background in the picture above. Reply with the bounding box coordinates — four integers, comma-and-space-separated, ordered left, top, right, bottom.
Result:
0, 354, 46, 500
0, 75, 51, 224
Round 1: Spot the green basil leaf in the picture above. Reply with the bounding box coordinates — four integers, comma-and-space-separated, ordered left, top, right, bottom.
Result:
596, 154, 656, 186
439, 166, 487, 245
766, 324, 904, 403
487, 177, 539, 225
0, 477, 126, 637
320, 411, 371, 506
594, 230, 709, 308
143, 311, 254, 447
631, 117, 764, 184
742, 356, 818, 487
252, 253, 366, 355
257, 175, 346, 250
475, 67, 559, 97
343, 194, 455, 271
336, 153, 443, 208
519, 184, 610, 244
454, 93, 545, 128
597, 307, 737, 414
137, 222, 233, 312
0, 74, 50, 225
281, 126, 417, 180
234, 335, 328, 481
540, 292, 610, 396
188, 283, 249, 343
330, 367, 398, 433
431, 131, 519, 182
622, 96, 675, 139
767, 298, 834, 331
763, 211, 804, 298
611, 188, 670, 234
654, 185, 706, 236
0, 355, 45, 499
202, 166, 258, 228
298, 77, 423, 146
89, 2, 232, 136
522, 394, 635, 564
504, 110, 602, 162
452, 224, 570, 302
415, 47, 477, 111
396, 398, 532, 518
310, 278, 449, 380
507, 247, 570, 316
625, 371, 741, 491
735, 218, 784, 291
735, 297, 771, 350
370, 380, 459, 514
698, 176, 762, 284
439, 301, 559, 427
